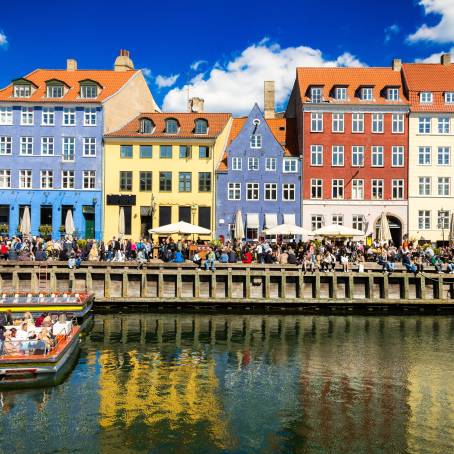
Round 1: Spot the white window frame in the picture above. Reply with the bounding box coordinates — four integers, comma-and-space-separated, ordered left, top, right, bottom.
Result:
392, 146, 404, 167
352, 215, 365, 232
264, 183, 277, 201
387, 88, 399, 101
437, 146, 450, 165
332, 179, 344, 199
332, 214, 344, 225
19, 170, 32, 189
332, 113, 344, 133
283, 158, 298, 173
83, 138, 96, 157
310, 145, 323, 166
311, 179, 323, 199
310, 87, 322, 103
361, 87, 373, 101
282, 183, 295, 201
335, 87, 347, 100
41, 107, 55, 126
371, 146, 384, 167
311, 113, 323, 132
420, 92, 433, 104
62, 137, 76, 162
392, 113, 405, 134
418, 177, 431, 196
63, 107, 76, 126
311, 215, 323, 230
250, 135, 262, 149
332, 146, 344, 166
40, 170, 54, 189
0, 107, 13, 125
265, 157, 276, 171
227, 182, 241, 200
418, 210, 431, 230
352, 113, 364, 133
418, 146, 431, 165
246, 182, 259, 201
0, 169, 11, 189
351, 146, 364, 167
14, 84, 31, 98
20, 107, 34, 126
232, 157, 242, 171
84, 107, 97, 126
392, 179, 404, 200
351, 179, 364, 200
371, 179, 384, 200
438, 177, 450, 196
81, 84, 98, 99
445, 92, 454, 104
83, 170, 96, 189
20, 136, 33, 156
248, 157, 259, 171
438, 117, 450, 134
372, 113, 384, 133
418, 117, 431, 134
46, 84, 64, 98
61, 170, 75, 189
41, 137, 54, 156
0, 136, 12, 155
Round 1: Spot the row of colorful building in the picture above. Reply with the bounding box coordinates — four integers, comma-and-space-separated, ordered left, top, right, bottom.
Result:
0, 50, 453, 244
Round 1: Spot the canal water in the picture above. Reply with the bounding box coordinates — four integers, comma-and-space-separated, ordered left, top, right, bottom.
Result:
1, 313, 454, 454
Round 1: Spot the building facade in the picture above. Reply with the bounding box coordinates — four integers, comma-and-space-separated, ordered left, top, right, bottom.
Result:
103, 111, 232, 240
216, 103, 301, 241
286, 64, 409, 244
0, 50, 158, 239
403, 55, 454, 244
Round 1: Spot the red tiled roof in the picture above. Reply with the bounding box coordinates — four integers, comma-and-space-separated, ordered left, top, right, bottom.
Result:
105, 112, 231, 139
296, 67, 408, 105
0, 69, 138, 103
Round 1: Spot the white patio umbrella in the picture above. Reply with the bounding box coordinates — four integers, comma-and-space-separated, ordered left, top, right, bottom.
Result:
234, 210, 245, 240
118, 207, 125, 238
449, 213, 454, 244
263, 223, 311, 236
311, 224, 365, 238
20, 206, 31, 236
64, 209, 75, 236
149, 221, 210, 235
377, 212, 392, 242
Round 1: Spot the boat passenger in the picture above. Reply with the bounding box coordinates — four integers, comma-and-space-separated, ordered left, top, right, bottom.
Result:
35, 313, 47, 328
42, 315, 53, 328
23, 311, 34, 327
3, 328, 20, 355
52, 314, 70, 336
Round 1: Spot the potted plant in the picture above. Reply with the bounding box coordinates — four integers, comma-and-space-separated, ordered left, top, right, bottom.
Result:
0, 224, 9, 234
38, 224, 53, 236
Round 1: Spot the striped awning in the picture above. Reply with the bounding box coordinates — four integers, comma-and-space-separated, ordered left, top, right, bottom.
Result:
264, 213, 278, 229
246, 213, 259, 229
283, 213, 296, 225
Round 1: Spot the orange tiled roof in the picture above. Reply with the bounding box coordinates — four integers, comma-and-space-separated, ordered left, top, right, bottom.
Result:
402, 63, 454, 112
296, 67, 408, 105
105, 112, 231, 139
0, 69, 138, 103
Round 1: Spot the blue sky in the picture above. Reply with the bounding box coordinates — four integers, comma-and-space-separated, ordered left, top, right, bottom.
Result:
1, 0, 454, 114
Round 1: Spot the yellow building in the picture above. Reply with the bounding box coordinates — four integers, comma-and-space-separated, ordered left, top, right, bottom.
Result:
103, 111, 232, 240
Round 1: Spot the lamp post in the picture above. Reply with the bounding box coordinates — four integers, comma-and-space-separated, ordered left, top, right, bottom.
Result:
438, 208, 447, 246
191, 204, 197, 242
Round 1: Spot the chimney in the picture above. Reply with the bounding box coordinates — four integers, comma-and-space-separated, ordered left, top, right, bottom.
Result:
441, 53, 451, 66
264, 80, 275, 119
67, 59, 77, 71
188, 97, 204, 113
114, 49, 135, 71
392, 58, 402, 72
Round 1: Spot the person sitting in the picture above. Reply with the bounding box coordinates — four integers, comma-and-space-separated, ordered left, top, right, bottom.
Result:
42, 315, 53, 328
172, 250, 185, 263
228, 249, 238, 263
287, 248, 297, 265
205, 248, 216, 271
340, 253, 349, 272
220, 250, 229, 263
192, 252, 202, 269
278, 249, 289, 265
3, 328, 20, 355
242, 249, 253, 264
52, 314, 70, 336
402, 253, 417, 274
35, 313, 47, 327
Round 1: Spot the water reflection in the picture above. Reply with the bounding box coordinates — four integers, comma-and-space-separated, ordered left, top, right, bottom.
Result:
0, 314, 454, 453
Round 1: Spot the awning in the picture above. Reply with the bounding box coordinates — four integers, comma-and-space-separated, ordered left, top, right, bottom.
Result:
264, 213, 278, 229
140, 206, 153, 216
246, 213, 259, 229
283, 213, 296, 225
82, 205, 95, 214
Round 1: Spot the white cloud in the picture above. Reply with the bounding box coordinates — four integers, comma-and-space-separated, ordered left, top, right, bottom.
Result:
142, 67, 152, 80
190, 60, 207, 71
162, 40, 365, 114
408, 0, 454, 43
415, 47, 454, 62
384, 24, 400, 43
0, 31, 7, 47
155, 73, 180, 89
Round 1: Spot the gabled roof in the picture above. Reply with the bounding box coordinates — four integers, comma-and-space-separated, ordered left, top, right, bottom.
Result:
105, 112, 231, 139
0, 69, 138, 103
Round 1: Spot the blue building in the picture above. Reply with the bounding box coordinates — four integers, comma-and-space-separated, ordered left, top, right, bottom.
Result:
0, 50, 158, 239
216, 103, 301, 241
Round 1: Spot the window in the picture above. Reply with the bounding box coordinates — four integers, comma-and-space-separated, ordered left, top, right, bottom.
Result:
0, 107, 12, 125
372, 113, 384, 133
387, 88, 399, 101
198, 206, 211, 230
232, 157, 242, 170
83, 171, 96, 189
420, 92, 433, 103
418, 177, 431, 196
361, 87, 373, 100
179, 172, 192, 192
311, 145, 323, 166
332, 113, 344, 133
353, 215, 365, 232
392, 146, 404, 167
283, 158, 298, 173
21, 107, 33, 125
198, 172, 211, 192
352, 179, 364, 199
81, 84, 98, 99
419, 117, 431, 134
418, 210, 431, 229
83, 138, 96, 157
332, 214, 344, 225
437, 147, 450, 165
40, 170, 53, 189
438, 117, 450, 134
392, 114, 404, 133
19, 170, 32, 189
352, 146, 364, 167
120, 145, 133, 159
265, 157, 276, 171
372, 146, 384, 167
20, 137, 33, 155
246, 183, 259, 201
199, 146, 210, 159
62, 137, 75, 161
159, 172, 172, 192
392, 179, 404, 199
140, 171, 152, 191
264, 183, 277, 201
332, 146, 344, 166
42, 107, 54, 126
62, 170, 74, 189
179, 145, 191, 159
84, 108, 96, 126
140, 145, 152, 158
438, 210, 450, 229
352, 113, 364, 132
311, 113, 323, 132
228, 182, 241, 200
0, 170, 11, 188
165, 118, 179, 134
14, 84, 31, 98
311, 179, 322, 199
140, 118, 154, 134
310, 87, 322, 103
445, 92, 454, 104
372, 179, 384, 200
418, 147, 431, 165
63, 108, 75, 126
282, 183, 295, 201
0, 137, 12, 155
250, 134, 262, 149
438, 177, 450, 196
195, 119, 208, 134
46, 84, 64, 98
248, 157, 259, 171
120, 171, 133, 191
335, 87, 347, 100
332, 179, 344, 199
311, 215, 323, 230
160, 145, 172, 158
41, 137, 54, 155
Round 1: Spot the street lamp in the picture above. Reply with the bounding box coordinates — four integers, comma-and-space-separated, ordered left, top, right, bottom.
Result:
438, 208, 447, 246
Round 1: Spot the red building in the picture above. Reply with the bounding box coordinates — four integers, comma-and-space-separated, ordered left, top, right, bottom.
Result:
286, 61, 409, 244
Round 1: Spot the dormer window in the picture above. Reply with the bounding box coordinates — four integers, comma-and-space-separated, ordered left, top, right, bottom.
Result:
195, 119, 208, 134
165, 118, 179, 134
334, 87, 347, 100
387, 88, 399, 101
80, 83, 98, 99
46, 82, 64, 98
140, 118, 154, 134
361, 87, 373, 101
13, 84, 31, 98
310, 87, 322, 103
445, 92, 454, 104
420, 92, 433, 103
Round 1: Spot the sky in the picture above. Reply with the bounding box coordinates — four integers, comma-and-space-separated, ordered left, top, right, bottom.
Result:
1, 0, 454, 114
